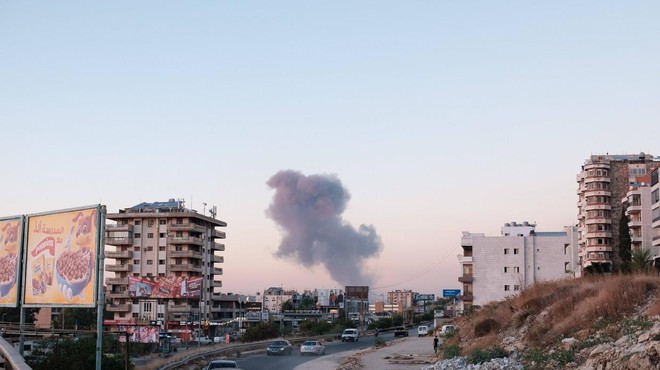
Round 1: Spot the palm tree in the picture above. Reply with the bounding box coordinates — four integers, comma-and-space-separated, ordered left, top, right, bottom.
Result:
630, 248, 652, 273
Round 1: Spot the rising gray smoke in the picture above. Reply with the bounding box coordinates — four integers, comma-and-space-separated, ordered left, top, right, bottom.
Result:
266, 170, 383, 286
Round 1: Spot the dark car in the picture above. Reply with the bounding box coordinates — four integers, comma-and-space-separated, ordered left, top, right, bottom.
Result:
394, 326, 408, 337
205, 359, 242, 369
266, 340, 293, 356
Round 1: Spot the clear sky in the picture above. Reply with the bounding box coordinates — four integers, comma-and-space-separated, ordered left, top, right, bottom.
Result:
2, 1, 659, 299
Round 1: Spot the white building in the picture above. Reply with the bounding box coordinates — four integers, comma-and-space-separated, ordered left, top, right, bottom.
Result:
262, 287, 293, 313
458, 222, 578, 311
650, 169, 660, 268
623, 178, 658, 260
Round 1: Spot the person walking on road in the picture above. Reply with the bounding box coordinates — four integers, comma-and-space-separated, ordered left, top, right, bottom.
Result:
433, 335, 439, 354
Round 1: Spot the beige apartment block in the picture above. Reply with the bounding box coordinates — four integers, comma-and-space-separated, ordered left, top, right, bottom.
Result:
651, 169, 660, 267
576, 153, 660, 273
104, 199, 226, 336
458, 222, 578, 311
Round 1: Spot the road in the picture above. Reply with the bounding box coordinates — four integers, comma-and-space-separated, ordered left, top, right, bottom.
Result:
197, 329, 412, 370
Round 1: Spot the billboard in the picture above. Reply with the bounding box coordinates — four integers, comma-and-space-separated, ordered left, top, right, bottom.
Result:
0, 217, 24, 307
414, 294, 435, 306
117, 325, 160, 343
23, 206, 100, 307
443, 289, 461, 297
129, 276, 202, 299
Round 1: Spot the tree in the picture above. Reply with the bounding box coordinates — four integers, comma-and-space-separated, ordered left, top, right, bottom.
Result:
618, 208, 632, 273
0, 307, 38, 324
27, 336, 129, 370
630, 248, 652, 273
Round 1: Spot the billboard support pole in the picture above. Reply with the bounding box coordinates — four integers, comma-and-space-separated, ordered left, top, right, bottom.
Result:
96, 206, 107, 370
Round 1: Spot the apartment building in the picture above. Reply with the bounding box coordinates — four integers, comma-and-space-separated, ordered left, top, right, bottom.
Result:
458, 222, 578, 311
104, 199, 226, 336
262, 287, 293, 313
386, 289, 416, 312
651, 169, 660, 268
576, 153, 660, 273
622, 176, 658, 259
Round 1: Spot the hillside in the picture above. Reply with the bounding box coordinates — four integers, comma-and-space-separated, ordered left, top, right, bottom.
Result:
431, 274, 660, 369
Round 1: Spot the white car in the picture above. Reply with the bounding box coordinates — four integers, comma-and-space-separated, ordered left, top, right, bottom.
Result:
197, 336, 213, 344
341, 328, 359, 342
300, 340, 326, 355
417, 325, 429, 337
440, 325, 455, 335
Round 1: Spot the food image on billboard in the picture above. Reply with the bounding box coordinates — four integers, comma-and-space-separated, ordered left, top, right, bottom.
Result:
129, 276, 202, 299
24, 207, 99, 306
0, 217, 23, 306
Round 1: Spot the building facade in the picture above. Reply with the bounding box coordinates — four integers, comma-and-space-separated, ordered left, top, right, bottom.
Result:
386, 289, 415, 311
458, 222, 578, 311
576, 153, 660, 273
104, 199, 226, 338
651, 169, 660, 268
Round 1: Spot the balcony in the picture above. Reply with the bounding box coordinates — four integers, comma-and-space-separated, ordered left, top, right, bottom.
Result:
106, 291, 130, 299
169, 223, 206, 233
583, 245, 613, 253
456, 255, 473, 263
585, 203, 611, 211
212, 242, 225, 251
169, 264, 202, 273
168, 304, 191, 313
106, 304, 132, 312
458, 276, 473, 283
585, 218, 611, 225
585, 231, 612, 239
584, 176, 611, 184
170, 250, 203, 259
211, 267, 223, 275
106, 224, 134, 233
105, 250, 132, 259
106, 264, 132, 272
212, 255, 224, 263
583, 189, 611, 197
106, 277, 128, 286
211, 229, 226, 239
106, 237, 132, 245
460, 294, 473, 301
168, 236, 204, 246
627, 204, 642, 214
212, 280, 222, 288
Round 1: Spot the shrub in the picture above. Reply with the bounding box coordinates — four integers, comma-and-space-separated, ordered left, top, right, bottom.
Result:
373, 337, 386, 348
467, 346, 508, 364
474, 318, 500, 337
443, 344, 460, 359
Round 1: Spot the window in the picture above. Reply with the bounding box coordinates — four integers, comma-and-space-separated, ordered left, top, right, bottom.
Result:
504, 267, 509, 273
134, 233, 141, 239
146, 246, 153, 251
159, 233, 166, 238
133, 259, 140, 265
504, 248, 510, 255
159, 219, 166, 225
148, 220, 154, 227
147, 233, 154, 239
513, 267, 520, 273
159, 246, 166, 251
504, 285, 510, 291
133, 246, 140, 251
514, 285, 520, 291
146, 273, 152, 277
565, 262, 570, 273
514, 248, 519, 255
564, 244, 569, 255
147, 260, 153, 265
158, 273, 165, 277
159, 259, 165, 265
133, 273, 139, 276
134, 220, 141, 225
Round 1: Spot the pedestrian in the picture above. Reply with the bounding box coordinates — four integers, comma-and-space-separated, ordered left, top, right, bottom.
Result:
433, 335, 439, 354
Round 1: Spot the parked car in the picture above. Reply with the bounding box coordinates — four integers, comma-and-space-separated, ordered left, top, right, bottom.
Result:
205, 359, 242, 369
266, 339, 293, 355
300, 340, 326, 356
197, 336, 213, 345
441, 324, 456, 335
394, 326, 408, 337
341, 328, 359, 342
417, 325, 429, 337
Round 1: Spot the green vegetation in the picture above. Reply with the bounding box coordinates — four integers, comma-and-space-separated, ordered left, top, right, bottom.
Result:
443, 344, 460, 359
467, 346, 507, 364
27, 336, 129, 370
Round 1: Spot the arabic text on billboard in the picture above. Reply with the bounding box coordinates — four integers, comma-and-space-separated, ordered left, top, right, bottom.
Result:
0, 217, 23, 307
129, 276, 202, 299
442, 289, 461, 297
24, 207, 99, 306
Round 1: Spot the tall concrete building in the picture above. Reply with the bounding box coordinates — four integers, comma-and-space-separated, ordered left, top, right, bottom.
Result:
104, 199, 226, 337
457, 222, 578, 311
651, 169, 660, 267
576, 153, 660, 273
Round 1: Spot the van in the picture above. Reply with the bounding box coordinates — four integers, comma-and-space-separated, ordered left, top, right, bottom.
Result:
417, 325, 429, 337
441, 324, 455, 335
341, 328, 359, 342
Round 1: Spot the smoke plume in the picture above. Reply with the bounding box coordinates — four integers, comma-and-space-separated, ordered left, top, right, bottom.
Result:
266, 170, 383, 286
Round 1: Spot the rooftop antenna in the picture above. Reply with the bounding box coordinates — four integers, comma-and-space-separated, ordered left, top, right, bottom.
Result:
203, 203, 207, 215
210, 206, 217, 219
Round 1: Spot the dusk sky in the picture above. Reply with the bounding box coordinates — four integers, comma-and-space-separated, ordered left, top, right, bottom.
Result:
2, 2, 659, 300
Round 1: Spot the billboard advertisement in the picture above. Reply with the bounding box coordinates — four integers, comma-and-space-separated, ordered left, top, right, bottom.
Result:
0, 217, 24, 307
443, 289, 461, 297
317, 289, 330, 306
129, 276, 202, 299
23, 206, 100, 306
117, 325, 160, 343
